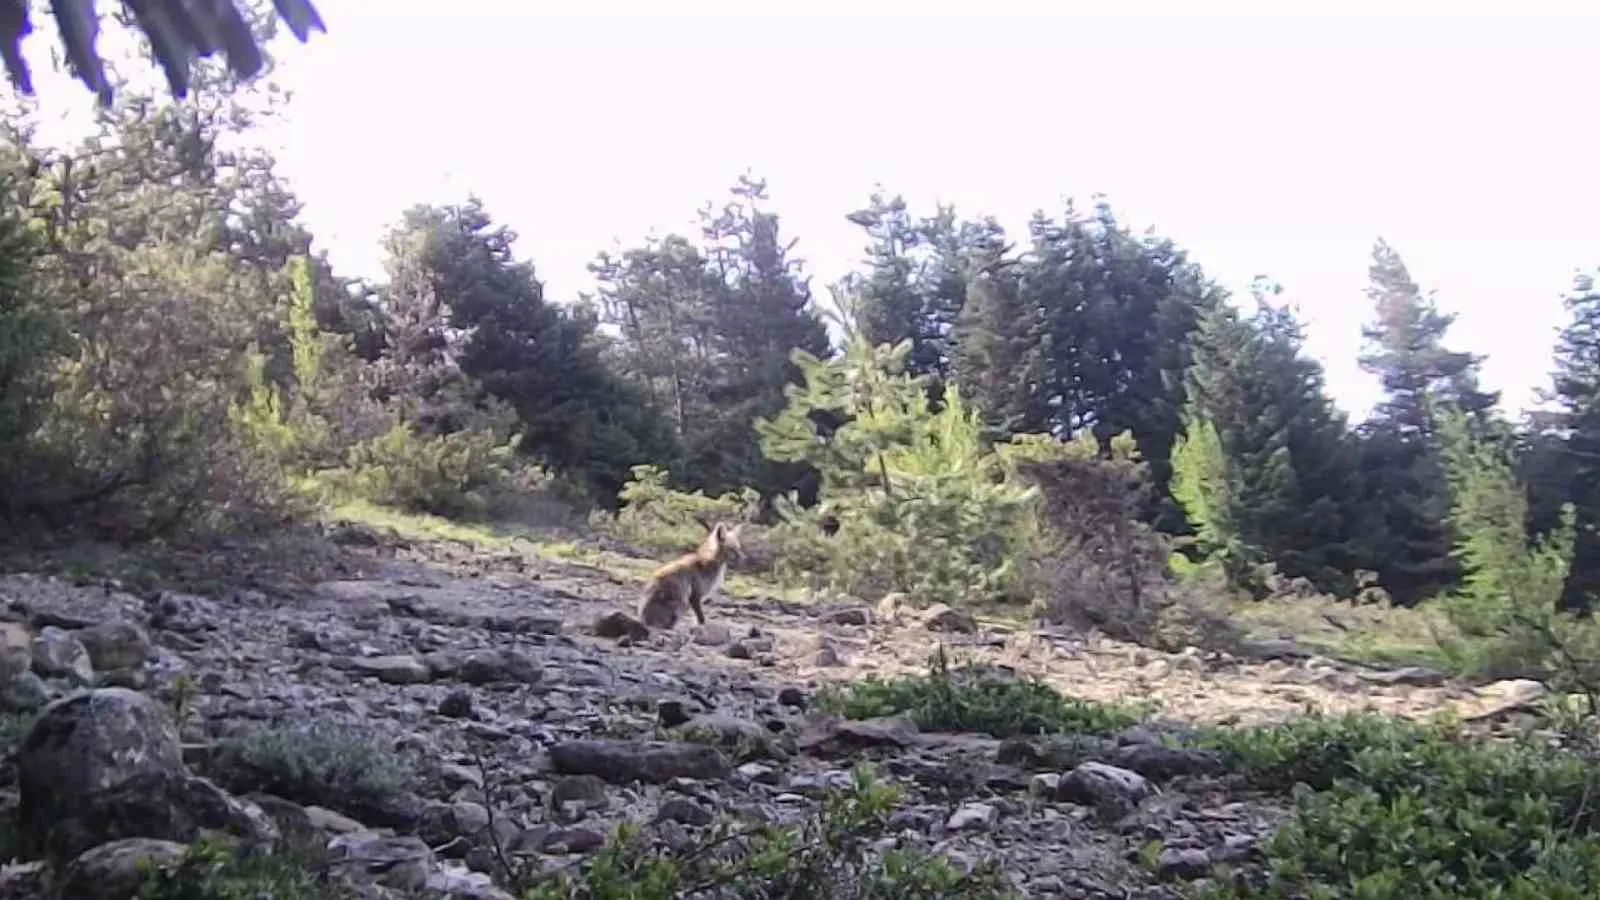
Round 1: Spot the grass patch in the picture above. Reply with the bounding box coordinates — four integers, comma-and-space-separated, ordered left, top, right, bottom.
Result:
814, 650, 1150, 739
522, 766, 1015, 899
136, 839, 349, 900
1234, 596, 1463, 672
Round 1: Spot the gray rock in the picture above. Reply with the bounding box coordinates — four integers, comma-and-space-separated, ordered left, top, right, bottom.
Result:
945, 802, 998, 832
593, 611, 649, 642
656, 796, 714, 826
1057, 762, 1155, 819
446, 648, 543, 686
0, 621, 33, 685
327, 833, 434, 891
549, 740, 731, 784
58, 838, 188, 900
438, 689, 475, 719
692, 622, 733, 646
74, 620, 153, 671
18, 687, 185, 858
822, 606, 873, 626
796, 714, 919, 757
920, 603, 977, 634
349, 654, 434, 685
31, 626, 94, 685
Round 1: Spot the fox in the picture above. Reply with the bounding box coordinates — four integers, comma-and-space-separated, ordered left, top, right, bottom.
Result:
637, 520, 745, 630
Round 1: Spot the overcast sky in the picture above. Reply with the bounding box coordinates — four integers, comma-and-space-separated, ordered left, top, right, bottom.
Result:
19, 0, 1600, 420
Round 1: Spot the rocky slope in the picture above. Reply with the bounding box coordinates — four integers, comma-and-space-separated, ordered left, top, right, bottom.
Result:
0, 525, 1551, 898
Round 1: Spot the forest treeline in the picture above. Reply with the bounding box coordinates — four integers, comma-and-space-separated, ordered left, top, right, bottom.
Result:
0, 52, 1597, 634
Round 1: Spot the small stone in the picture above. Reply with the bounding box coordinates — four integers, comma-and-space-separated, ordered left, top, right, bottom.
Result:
1157, 847, 1214, 880
1029, 773, 1061, 796
945, 803, 998, 832
1057, 762, 1155, 817
692, 623, 733, 646
822, 606, 872, 626
813, 645, 845, 667
5, 671, 50, 711
593, 611, 649, 642
655, 796, 714, 826
73, 621, 153, 672
439, 690, 475, 719
0, 621, 34, 684
549, 740, 731, 784
456, 649, 542, 685
776, 686, 807, 709
548, 775, 610, 813
920, 603, 977, 634
657, 699, 693, 728
348, 655, 432, 685
327, 833, 433, 891
736, 762, 780, 784
31, 626, 94, 685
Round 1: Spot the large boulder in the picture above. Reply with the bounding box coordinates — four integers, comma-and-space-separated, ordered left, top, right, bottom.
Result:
17, 687, 276, 859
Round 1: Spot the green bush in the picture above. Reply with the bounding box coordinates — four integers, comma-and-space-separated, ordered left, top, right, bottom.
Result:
318, 421, 530, 520
205, 722, 416, 817
522, 766, 1015, 900
1197, 712, 1600, 899
597, 463, 760, 553
814, 650, 1148, 738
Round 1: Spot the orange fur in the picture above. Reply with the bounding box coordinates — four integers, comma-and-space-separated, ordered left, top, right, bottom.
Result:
637, 521, 744, 630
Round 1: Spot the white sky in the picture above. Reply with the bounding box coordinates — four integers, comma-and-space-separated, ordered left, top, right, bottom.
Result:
18, 0, 1600, 421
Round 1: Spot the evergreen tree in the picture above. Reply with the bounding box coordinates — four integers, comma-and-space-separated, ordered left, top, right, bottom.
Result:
1355, 238, 1500, 604
1177, 290, 1362, 593
1016, 199, 1223, 526
950, 223, 1046, 436
1546, 270, 1600, 608
697, 175, 833, 496
382, 200, 678, 498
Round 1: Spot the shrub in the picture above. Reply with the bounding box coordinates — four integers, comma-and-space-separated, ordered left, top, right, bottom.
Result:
598, 463, 760, 554
205, 722, 416, 818
522, 766, 1016, 899
1199, 713, 1600, 899
1015, 432, 1239, 650
814, 649, 1148, 738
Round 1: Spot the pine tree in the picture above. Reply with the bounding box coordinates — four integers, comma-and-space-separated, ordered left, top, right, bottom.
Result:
1016, 199, 1224, 526
696, 175, 832, 496
1176, 292, 1362, 593
1355, 238, 1500, 604
950, 223, 1045, 436
1546, 270, 1600, 609
382, 199, 678, 498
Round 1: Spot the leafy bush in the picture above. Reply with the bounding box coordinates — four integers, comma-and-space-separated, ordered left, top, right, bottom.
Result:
522, 766, 1015, 899
205, 722, 416, 818
814, 649, 1147, 738
597, 463, 760, 553
1198, 712, 1600, 899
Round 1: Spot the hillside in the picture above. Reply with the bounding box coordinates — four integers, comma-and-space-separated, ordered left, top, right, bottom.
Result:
0, 518, 1567, 899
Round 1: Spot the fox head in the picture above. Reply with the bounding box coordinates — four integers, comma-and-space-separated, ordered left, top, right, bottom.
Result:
705, 520, 745, 563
